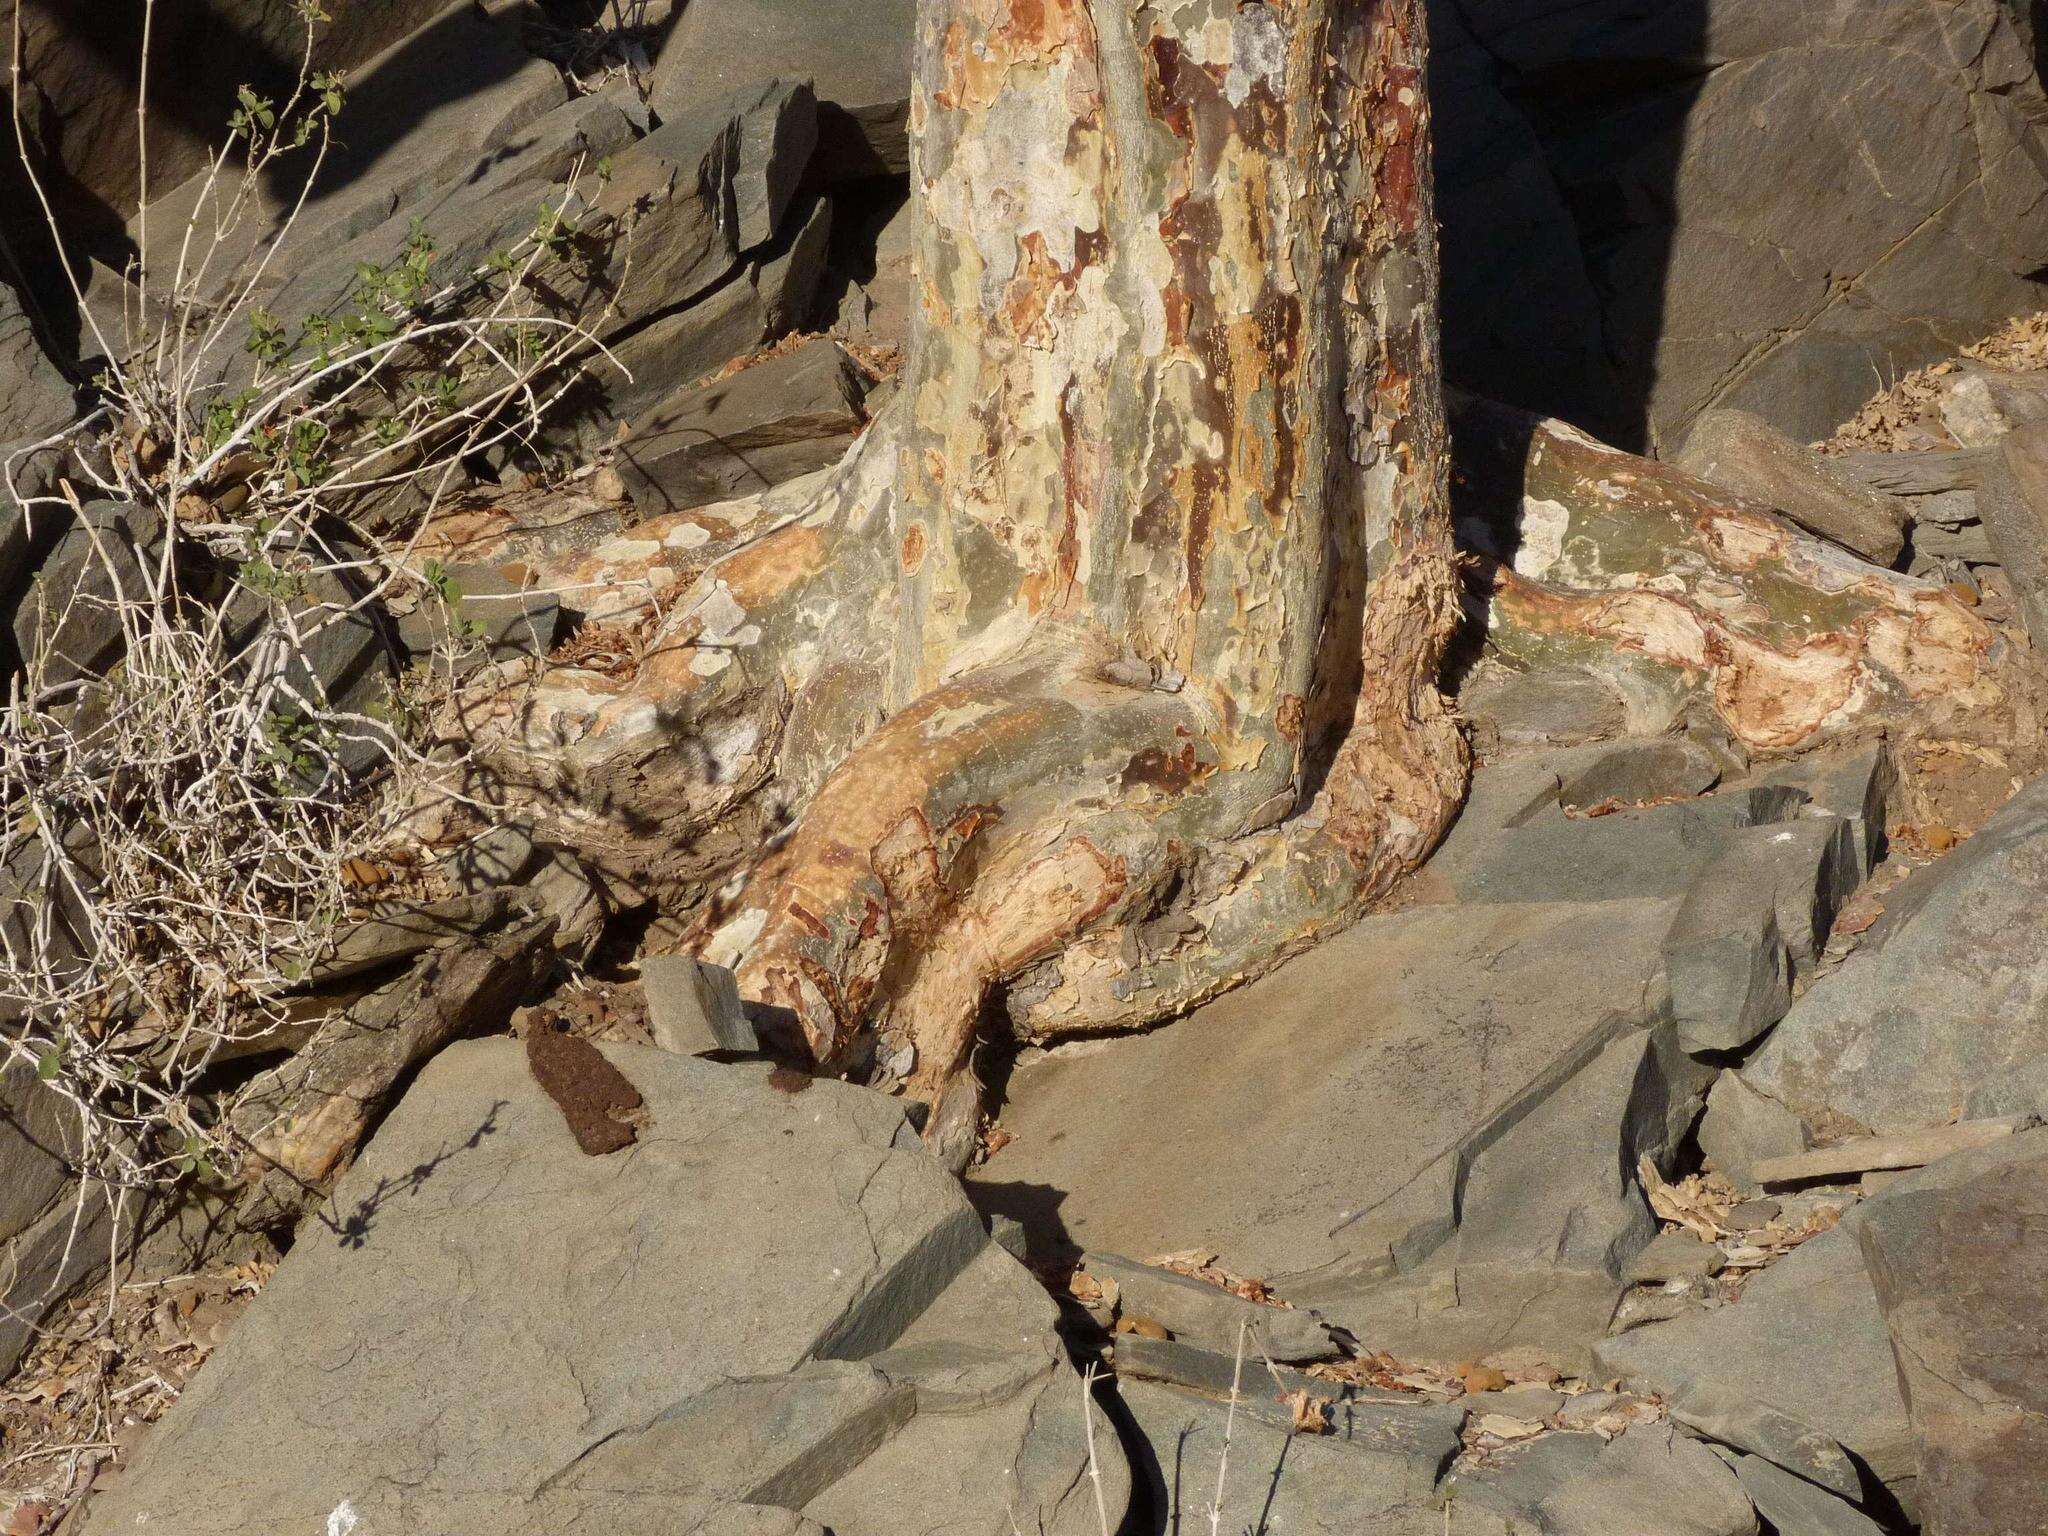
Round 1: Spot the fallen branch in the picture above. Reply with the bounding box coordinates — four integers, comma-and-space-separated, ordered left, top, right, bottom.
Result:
1752, 1115, 2037, 1186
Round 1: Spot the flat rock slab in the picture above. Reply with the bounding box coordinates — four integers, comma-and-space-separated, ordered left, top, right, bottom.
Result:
81, 1041, 1119, 1536
1594, 1213, 1909, 1502
1743, 772, 2048, 1136
1857, 1137, 2048, 1534
971, 899, 1676, 1283
1116, 1380, 1485, 1535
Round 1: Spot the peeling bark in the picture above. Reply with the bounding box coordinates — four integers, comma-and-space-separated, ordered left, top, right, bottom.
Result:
674, 0, 1470, 1143
1450, 394, 2028, 756
443, 0, 1470, 1156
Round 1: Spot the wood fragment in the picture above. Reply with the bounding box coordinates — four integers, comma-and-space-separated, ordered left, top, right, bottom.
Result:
1753, 1115, 2037, 1185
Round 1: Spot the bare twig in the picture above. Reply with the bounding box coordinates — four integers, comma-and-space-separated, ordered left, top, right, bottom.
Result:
1080, 1361, 1113, 1536
1209, 1318, 1248, 1536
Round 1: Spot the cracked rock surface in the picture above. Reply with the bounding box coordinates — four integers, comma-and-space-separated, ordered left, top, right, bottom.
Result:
1431, 0, 2048, 451
77, 1041, 1123, 1536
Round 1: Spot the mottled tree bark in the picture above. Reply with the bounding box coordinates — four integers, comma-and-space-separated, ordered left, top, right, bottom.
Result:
466, 0, 1469, 1162
709, 0, 1471, 1154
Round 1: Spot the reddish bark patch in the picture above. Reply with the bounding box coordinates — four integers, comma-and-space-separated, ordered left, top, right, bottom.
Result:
900, 523, 927, 574
526, 1021, 645, 1155
1120, 738, 1209, 793
1276, 693, 1305, 742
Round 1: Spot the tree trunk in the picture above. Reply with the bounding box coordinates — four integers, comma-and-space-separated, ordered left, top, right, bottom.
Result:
516, 0, 1469, 1160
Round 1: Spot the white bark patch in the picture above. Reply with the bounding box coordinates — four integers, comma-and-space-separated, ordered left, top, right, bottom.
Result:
692, 584, 752, 645
948, 87, 1101, 296
1513, 498, 1572, 579
665, 521, 711, 549
1224, 7, 1286, 107
703, 906, 768, 969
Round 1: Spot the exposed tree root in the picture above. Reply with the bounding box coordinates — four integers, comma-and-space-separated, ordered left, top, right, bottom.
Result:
1450, 394, 2028, 751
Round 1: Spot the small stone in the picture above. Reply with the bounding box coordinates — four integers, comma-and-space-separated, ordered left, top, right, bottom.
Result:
642, 955, 758, 1057
987, 1215, 1029, 1260
1663, 835, 1798, 1055
1556, 738, 1721, 813
1724, 1199, 1781, 1233
1628, 1231, 1727, 1285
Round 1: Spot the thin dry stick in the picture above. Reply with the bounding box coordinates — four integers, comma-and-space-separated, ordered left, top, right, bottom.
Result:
1080, 1361, 1113, 1536
1209, 1318, 1249, 1536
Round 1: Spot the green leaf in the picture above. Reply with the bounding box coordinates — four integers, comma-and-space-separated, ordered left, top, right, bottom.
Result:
35, 1048, 58, 1080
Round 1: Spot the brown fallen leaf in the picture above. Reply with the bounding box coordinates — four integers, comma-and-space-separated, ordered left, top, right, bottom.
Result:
1458, 1363, 1510, 1394
339, 856, 391, 891
1286, 1390, 1329, 1433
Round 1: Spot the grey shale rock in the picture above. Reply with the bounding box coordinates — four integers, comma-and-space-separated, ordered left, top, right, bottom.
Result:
278, 3, 566, 258
12, 502, 160, 687
0, 277, 75, 441
1533, 1423, 1758, 1536
450, 823, 606, 960
1593, 1139, 2048, 1515
1675, 408, 1908, 565
1087, 1251, 1334, 1362
971, 899, 1679, 1282
648, 0, 915, 180
1663, 813, 1860, 1051
1460, 666, 1629, 754
1594, 1215, 1906, 1502
79, 1040, 1124, 1536
395, 561, 560, 672
1112, 1333, 1466, 1458
1699, 1072, 1811, 1194
1856, 1137, 2048, 1535
1117, 1379, 1487, 1535
1977, 417, 2048, 645
1300, 1020, 1714, 1375
1627, 1230, 1726, 1285
1431, 0, 2048, 451
1554, 737, 1722, 812
614, 337, 871, 517
1663, 841, 1792, 1056
1731, 1453, 1887, 1536
1445, 1430, 1608, 1526
642, 954, 759, 1057
0, 1060, 115, 1376
1428, 743, 1844, 909
1744, 772, 2048, 1136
